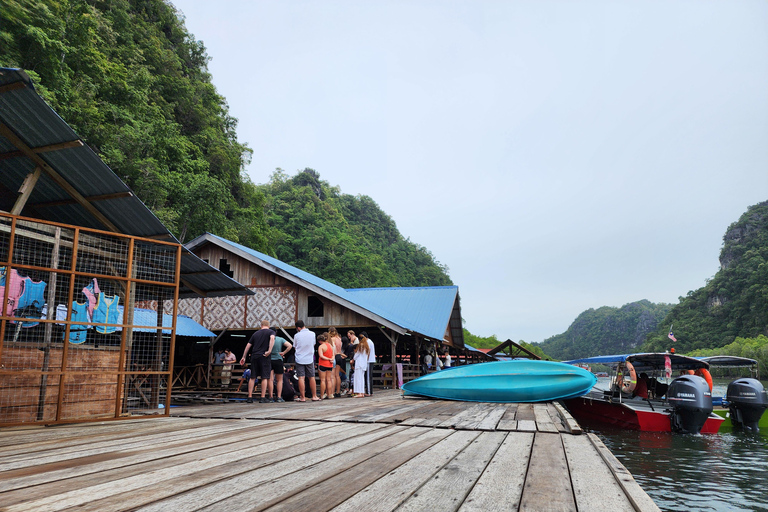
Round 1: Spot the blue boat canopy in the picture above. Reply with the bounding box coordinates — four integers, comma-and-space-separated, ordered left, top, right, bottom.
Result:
563, 353, 709, 373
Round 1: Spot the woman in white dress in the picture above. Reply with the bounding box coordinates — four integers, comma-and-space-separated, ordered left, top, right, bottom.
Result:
352, 338, 370, 397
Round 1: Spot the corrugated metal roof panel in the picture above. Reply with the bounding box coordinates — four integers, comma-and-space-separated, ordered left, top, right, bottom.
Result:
345, 286, 461, 344
188, 233, 464, 342
0, 68, 250, 298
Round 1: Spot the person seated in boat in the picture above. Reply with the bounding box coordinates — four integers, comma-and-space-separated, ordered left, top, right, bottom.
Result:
633, 373, 650, 399
648, 378, 668, 399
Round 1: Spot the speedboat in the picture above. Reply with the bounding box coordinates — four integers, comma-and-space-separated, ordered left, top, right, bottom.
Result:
698, 356, 768, 432
561, 353, 725, 434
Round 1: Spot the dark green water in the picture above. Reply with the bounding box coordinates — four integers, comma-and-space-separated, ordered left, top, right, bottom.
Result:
586, 379, 768, 512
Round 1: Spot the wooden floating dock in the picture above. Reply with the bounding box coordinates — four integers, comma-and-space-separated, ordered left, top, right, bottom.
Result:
0, 390, 660, 512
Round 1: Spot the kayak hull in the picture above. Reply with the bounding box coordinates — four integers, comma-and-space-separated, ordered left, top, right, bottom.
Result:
401, 360, 597, 403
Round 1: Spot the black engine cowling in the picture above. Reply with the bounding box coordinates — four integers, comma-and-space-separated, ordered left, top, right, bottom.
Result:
726, 378, 768, 432
667, 375, 713, 434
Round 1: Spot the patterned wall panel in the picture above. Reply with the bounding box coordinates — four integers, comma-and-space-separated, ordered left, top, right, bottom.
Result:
175, 298, 201, 323
246, 287, 296, 328
203, 296, 246, 331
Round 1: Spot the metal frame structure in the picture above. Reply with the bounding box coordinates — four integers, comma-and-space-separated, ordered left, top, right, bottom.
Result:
0, 212, 181, 426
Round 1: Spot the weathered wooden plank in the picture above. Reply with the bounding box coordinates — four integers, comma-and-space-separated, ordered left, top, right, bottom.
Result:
354, 402, 429, 423
400, 401, 462, 426
516, 419, 537, 432
453, 403, 497, 430
495, 405, 518, 431
562, 434, 635, 512
373, 401, 435, 423
554, 401, 582, 434
133, 425, 415, 512
533, 403, 558, 433
0, 417, 200, 449
516, 403, 535, 421
395, 431, 507, 512
0, 418, 263, 472
473, 406, 507, 431
0, 420, 329, 495
437, 403, 489, 428
331, 431, 481, 512
587, 433, 661, 512
548, 402, 569, 432
457, 431, 534, 512
266, 428, 454, 512
0, 417, 249, 459
519, 433, 575, 512
4, 422, 384, 512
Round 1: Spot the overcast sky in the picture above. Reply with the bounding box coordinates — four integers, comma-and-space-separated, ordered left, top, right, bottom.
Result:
172, 0, 768, 343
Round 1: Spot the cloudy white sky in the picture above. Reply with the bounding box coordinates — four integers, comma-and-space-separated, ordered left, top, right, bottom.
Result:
172, 0, 768, 343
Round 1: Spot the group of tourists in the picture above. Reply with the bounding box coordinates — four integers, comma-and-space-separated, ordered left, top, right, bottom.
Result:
237, 319, 377, 403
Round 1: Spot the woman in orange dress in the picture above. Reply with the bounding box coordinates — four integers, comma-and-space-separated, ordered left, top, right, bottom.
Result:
317, 334, 335, 399
329, 327, 343, 398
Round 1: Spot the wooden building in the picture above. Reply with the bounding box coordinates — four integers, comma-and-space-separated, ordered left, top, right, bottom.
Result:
179, 233, 467, 385
0, 69, 248, 426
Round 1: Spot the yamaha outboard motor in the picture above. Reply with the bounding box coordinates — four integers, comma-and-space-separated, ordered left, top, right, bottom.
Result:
667, 375, 713, 434
726, 378, 768, 432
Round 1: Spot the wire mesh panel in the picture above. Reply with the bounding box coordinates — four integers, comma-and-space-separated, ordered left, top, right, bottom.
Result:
0, 213, 180, 426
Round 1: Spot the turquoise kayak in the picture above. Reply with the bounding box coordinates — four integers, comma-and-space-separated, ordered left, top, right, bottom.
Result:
402, 360, 597, 403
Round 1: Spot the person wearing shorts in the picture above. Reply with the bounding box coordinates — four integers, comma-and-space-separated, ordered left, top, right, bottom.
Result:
269, 335, 292, 402
293, 320, 319, 401
240, 320, 275, 403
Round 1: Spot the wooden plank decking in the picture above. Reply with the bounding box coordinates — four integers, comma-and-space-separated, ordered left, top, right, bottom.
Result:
0, 390, 660, 512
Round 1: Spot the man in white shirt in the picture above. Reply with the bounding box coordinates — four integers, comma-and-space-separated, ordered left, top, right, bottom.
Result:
292, 320, 320, 401
445, 352, 452, 368
359, 331, 376, 396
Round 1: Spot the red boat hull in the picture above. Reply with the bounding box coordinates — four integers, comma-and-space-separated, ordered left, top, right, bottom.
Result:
564, 395, 724, 433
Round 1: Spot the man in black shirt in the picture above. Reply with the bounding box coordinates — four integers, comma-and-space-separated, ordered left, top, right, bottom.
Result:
240, 319, 276, 403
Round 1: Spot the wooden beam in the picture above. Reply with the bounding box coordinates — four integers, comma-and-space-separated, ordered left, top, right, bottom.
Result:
0, 82, 26, 94
0, 123, 119, 232
30, 191, 133, 209
0, 139, 82, 161
0, 150, 22, 161
180, 277, 207, 297
10, 166, 41, 215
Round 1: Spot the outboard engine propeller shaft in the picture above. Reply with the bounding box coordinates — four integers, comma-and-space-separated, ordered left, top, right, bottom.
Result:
667, 375, 713, 434
726, 378, 768, 432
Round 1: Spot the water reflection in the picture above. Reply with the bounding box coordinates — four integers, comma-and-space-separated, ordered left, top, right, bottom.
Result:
585, 403, 768, 511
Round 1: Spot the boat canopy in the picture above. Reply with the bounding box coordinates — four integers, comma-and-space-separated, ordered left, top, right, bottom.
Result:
697, 356, 758, 367
563, 353, 709, 373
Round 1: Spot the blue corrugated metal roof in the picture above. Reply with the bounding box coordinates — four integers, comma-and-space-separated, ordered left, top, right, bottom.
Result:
189, 233, 463, 343
345, 286, 457, 341
115, 306, 214, 337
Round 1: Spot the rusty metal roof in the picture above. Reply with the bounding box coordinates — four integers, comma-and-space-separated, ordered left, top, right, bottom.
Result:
0, 68, 250, 299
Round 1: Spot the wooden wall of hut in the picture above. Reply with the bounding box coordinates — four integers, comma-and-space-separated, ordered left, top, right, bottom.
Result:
186, 245, 388, 330
1, 345, 121, 423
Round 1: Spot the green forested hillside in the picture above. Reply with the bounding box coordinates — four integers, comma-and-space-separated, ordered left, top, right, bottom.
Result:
1, 0, 271, 249
261, 169, 451, 288
642, 201, 768, 352
536, 300, 673, 360
1, 0, 451, 288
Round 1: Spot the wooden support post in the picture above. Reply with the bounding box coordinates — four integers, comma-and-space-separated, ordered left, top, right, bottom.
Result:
11, 166, 41, 215
165, 244, 182, 411
208, 329, 227, 388
151, 291, 163, 409
36, 226, 60, 420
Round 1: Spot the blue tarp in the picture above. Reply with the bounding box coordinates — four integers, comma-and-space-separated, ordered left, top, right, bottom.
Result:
114, 307, 214, 337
